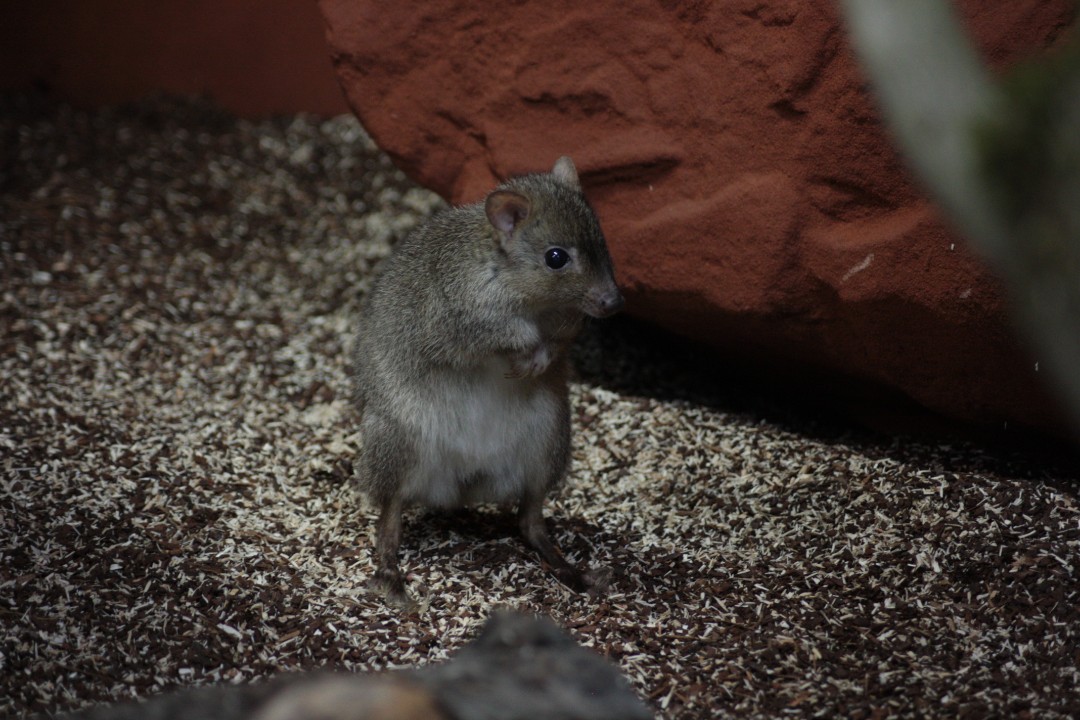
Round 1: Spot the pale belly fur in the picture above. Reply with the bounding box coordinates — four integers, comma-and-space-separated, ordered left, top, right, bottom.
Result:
396, 360, 560, 508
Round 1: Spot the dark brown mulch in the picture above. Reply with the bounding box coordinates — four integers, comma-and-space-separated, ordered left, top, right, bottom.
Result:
2, 93, 1080, 719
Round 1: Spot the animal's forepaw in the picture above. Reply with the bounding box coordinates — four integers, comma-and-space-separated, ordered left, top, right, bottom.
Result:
506, 343, 552, 379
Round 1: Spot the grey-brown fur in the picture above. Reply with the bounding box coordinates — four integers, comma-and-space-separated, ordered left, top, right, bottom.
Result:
349, 157, 622, 606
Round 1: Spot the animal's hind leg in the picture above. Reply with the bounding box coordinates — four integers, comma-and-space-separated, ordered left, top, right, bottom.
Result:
357, 412, 415, 608
518, 489, 611, 596
371, 493, 412, 607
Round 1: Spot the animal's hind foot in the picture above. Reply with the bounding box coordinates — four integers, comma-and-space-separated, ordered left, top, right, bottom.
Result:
368, 567, 417, 611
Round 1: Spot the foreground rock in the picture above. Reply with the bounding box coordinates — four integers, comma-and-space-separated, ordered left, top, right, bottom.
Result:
319, 0, 1075, 434
66, 612, 652, 720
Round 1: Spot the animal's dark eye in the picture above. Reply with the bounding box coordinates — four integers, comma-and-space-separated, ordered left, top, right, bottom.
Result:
545, 247, 570, 270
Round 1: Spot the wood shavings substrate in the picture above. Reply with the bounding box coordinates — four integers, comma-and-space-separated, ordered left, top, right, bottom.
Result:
2, 94, 1080, 720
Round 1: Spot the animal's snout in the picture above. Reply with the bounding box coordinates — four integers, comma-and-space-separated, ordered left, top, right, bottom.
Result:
586, 285, 624, 318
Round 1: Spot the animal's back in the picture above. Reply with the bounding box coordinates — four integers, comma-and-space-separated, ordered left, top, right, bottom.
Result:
350, 205, 471, 410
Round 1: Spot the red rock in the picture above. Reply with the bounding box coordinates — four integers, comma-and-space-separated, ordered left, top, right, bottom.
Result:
319, 0, 1075, 433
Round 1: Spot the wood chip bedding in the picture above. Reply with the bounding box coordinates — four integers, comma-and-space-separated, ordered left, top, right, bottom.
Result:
2, 94, 1079, 719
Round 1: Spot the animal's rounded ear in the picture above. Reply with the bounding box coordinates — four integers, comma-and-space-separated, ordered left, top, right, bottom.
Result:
485, 190, 531, 236
551, 156, 581, 190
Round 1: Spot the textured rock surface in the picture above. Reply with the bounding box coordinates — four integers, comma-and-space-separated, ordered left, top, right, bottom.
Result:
319, 0, 1075, 432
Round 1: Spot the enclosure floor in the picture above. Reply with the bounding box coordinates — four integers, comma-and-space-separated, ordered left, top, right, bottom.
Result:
3, 94, 1079, 719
